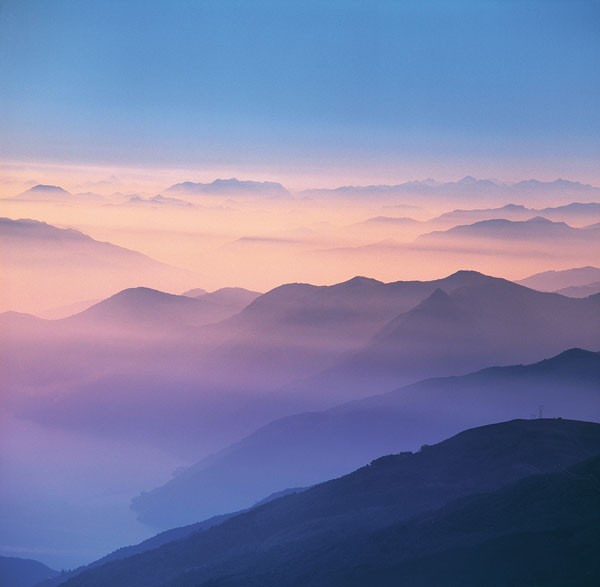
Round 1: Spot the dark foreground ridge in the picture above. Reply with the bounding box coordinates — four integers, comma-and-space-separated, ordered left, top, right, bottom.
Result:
55, 419, 600, 587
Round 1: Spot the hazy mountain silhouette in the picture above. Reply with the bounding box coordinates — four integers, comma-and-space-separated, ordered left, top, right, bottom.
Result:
57, 419, 600, 587
64, 287, 251, 333
38, 488, 307, 587
0, 218, 196, 313
5, 271, 600, 459
0, 556, 57, 587
166, 178, 290, 198
301, 177, 600, 206
557, 281, 600, 297
126, 194, 193, 207
181, 287, 208, 297
197, 287, 261, 307
15, 184, 71, 199
418, 216, 594, 242
131, 348, 600, 527
354, 216, 425, 227
303, 276, 600, 399
14, 184, 106, 202
431, 201, 600, 226
199, 270, 505, 391
518, 266, 600, 291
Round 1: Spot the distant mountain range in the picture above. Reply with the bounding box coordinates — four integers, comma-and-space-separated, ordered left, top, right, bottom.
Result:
518, 266, 600, 292
10, 178, 600, 207
14, 184, 106, 201
301, 177, 600, 205
431, 201, 600, 226
51, 419, 600, 587
418, 216, 599, 243
166, 178, 291, 198
301, 273, 600, 399
557, 281, 600, 297
0, 217, 196, 313
126, 194, 193, 207
3, 270, 600, 461
63, 286, 259, 334
131, 348, 600, 528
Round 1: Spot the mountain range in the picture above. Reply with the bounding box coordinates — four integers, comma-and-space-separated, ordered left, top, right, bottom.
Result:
418, 216, 599, 243
131, 348, 600, 528
14, 184, 106, 202
431, 201, 600, 226
166, 178, 291, 198
518, 266, 600, 292
0, 217, 196, 313
3, 270, 600, 460
301, 177, 600, 206
47, 419, 600, 587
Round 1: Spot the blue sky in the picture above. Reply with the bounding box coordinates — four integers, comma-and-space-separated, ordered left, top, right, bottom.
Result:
1, 0, 599, 183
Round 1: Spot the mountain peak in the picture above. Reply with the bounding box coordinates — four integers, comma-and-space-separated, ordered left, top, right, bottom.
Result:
457, 175, 478, 184
166, 178, 290, 197
526, 216, 555, 224
335, 276, 384, 289
28, 184, 69, 193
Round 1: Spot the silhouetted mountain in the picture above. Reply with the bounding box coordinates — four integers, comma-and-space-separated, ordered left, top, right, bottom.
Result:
0, 555, 57, 587
0, 217, 90, 241
181, 287, 208, 298
0, 218, 196, 313
304, 456, 600, 587
61, 286, 262, 335
126, 194, 193, 207
432, 201, 600, 226
58, 419, 600, 587
518, 266, 600, 291
39, 487, 306, 587
13, 185, 106, 202
166, 178, 290, 198
15, 184, 71, 199
419, 216, 592, 242
198, 287, 261, 309
432, 203, 532, 224
7, 270, 600, 463
539, 201, 600, 223
557, 281, 600, 298
304, 276, 600, 398
301, 177, 600, 206
202, 270, 504, 390
131, 348, 600, 527
65, 287, 235, 333
355, 216, 424, 226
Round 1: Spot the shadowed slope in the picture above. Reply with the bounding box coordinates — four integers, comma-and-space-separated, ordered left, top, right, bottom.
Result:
131, 348, 600, 527
59, 419, 600, 587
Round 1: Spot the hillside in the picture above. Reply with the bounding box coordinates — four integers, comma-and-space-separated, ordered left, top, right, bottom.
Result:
58, 419, 600, 587
131, 348, 600, 527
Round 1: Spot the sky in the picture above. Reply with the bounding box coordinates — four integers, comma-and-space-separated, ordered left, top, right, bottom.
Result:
1, 0, 599, 186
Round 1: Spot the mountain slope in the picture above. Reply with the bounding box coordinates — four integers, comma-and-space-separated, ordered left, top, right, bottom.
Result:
0, 218, 196, 313
0, 556, 58, 587
309, 277, 600, 396
265, 456, 600, 587
419, 216, 592, 242
131, 348, 600, 527
557, 281, 600, 297
518, 266, 600, 291
431, 201, 600, 227
64, 287, 258, 333
166, 178, 290, 198
59, 419, 600, 587
202, 270, 505, 390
